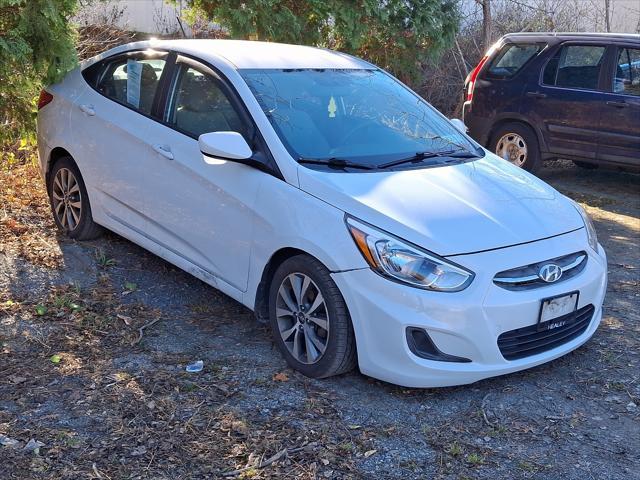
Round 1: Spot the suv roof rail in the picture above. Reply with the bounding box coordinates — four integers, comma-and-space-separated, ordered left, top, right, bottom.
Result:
502, 32, 640, 41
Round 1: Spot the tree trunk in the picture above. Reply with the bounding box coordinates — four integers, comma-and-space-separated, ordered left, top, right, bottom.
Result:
604, 0, 611, 32
482, 0, 492, 51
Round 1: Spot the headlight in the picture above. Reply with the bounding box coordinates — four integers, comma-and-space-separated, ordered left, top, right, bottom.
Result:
571, 200, 599, 252
345, 216, 474, 292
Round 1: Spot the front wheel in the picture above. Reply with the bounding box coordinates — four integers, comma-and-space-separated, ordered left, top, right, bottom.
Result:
491, 122, 541, 173
268, 255, 357, 378
48, 156, 103, 240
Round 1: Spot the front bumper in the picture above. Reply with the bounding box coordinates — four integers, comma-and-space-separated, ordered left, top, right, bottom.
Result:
331, 229, 607, 388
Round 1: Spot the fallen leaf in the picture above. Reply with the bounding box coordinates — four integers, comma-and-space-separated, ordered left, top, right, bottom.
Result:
364, 449, 377, 458
117, 314, 132, 325
231, 420, 248, 435
273, 372, 289, 382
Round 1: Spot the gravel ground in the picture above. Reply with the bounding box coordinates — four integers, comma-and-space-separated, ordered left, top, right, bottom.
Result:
1, 160, 638, 479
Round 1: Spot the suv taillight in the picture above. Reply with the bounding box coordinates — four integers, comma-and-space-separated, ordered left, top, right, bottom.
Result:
465, 55, 489, 103
37, 90, 54, 110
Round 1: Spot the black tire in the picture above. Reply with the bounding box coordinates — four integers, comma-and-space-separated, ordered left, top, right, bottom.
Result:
268, 254, 357, 378
573, 160, 599, 170
48, 156, 103, 240
490, 122, 541, 173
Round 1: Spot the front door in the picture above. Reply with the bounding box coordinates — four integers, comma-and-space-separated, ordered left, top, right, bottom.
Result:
521, 43, 608, 161
597, 45, 640, 167
141, 57, 266, 292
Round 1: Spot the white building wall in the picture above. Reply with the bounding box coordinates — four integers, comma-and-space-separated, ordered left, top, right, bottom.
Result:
75, 0, 189, 35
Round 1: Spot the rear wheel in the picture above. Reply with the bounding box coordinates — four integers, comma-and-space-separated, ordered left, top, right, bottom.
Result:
491, 122, 541, 173
268, 255, 357, 378
48, 156, 103, 240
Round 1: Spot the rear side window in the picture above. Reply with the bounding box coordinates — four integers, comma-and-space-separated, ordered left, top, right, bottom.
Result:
487, 44, 543, 78
542, 45, 606, 90
96, 57, 166, 115
614, 47, 640, 96
165, 65, 248, 139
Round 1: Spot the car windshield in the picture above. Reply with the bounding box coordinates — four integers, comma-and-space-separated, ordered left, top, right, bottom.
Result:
240, 68, 482, 169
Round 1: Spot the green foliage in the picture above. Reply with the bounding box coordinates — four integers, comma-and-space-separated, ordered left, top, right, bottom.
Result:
0, 0, 78, 143
183, 0, 459, 83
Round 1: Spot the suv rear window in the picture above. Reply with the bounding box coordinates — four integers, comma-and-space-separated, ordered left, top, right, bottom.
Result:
487, 44, 543, 78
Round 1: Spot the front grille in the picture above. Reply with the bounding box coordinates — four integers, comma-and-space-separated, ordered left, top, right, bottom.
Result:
494, 251, 587, 291
497, 304, 595, 360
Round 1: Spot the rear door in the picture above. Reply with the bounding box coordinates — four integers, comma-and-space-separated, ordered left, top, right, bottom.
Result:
597, 44, 640, 166
71, 50, 169, 232
521, 43, 608, 161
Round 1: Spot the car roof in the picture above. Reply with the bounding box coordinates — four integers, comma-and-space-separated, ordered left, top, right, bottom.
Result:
501, 32, 640, 43
83, 39, 374, 70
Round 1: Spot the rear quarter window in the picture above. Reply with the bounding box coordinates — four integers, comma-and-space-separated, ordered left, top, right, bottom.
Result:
486, 44, 544, 78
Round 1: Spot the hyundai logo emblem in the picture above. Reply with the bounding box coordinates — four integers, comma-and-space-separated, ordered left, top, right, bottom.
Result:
539, 263, 563, 283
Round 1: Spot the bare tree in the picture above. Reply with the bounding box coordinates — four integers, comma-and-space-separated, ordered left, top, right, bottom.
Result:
476, 0, 493, 50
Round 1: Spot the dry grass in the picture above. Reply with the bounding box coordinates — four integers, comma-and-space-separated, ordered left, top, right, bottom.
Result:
0, 153, 62, 268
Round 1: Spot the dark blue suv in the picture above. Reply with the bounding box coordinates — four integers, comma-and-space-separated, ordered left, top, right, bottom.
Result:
463, 32, 640, 172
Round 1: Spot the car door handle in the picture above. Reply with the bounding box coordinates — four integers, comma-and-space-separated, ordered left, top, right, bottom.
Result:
79, 104, 95, 116
153, 144, 174, 160
606, 101, 628, 108
526, 92, 547, 99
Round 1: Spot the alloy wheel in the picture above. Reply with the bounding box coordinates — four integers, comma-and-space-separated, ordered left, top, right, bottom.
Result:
276, 273, 330, 364
496, 133, 528, 167
52, 168, 82, 231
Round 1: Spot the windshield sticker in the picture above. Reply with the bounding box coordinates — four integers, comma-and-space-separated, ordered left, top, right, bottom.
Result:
126, 59, 142, 108
328, 96, 337, 118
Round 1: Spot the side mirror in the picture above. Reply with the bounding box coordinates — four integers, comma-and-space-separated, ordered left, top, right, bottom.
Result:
199, 131, 252, 162
449, 118, 468, 133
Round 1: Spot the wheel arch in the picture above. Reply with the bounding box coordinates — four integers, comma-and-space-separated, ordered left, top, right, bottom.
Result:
253, 247, 314, 323
45, 147, 73, 186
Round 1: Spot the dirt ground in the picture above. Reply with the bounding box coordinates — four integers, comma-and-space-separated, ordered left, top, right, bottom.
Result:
1, 159, 639, 479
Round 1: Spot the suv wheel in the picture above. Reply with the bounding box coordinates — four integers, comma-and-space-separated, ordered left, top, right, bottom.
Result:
491, 122, 541, 172
268, 254, 357, 378
48, 156, 103, 240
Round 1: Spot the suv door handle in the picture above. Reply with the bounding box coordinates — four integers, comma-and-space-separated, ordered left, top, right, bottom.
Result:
526, 92, 547, 99
153, 144, 174, 160
606, 101, 628, 108
79, 104, 95, 116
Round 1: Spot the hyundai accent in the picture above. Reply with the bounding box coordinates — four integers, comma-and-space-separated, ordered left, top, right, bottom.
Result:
36, 40, 608, 387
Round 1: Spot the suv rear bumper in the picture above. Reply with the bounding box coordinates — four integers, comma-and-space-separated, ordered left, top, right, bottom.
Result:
462, 101, 491, 147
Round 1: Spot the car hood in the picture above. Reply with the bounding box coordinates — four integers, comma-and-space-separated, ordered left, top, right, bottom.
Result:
297, 152, 584, 256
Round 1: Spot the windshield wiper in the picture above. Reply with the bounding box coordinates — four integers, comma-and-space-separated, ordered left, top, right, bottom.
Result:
377, 149, 479, 169
298, 157, 375, 170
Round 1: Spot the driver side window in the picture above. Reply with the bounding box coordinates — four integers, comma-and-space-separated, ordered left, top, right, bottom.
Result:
166, 65, 248, 140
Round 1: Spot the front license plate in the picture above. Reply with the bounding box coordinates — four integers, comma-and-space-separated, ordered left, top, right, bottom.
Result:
539, 292, 579, 324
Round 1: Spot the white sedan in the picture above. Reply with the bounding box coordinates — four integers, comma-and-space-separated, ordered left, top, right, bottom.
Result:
36, 40, 607, 387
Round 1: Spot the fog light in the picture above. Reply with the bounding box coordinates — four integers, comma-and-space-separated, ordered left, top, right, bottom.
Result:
406, 327, 471, 363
